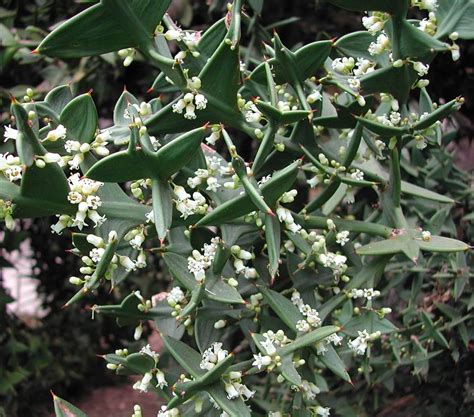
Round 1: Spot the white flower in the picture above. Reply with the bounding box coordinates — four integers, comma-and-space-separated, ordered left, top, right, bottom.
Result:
348, 330, 371, 355
412, 0, 438, 11
336, 231, 350, 246
316, 406, 331, 417
368, 33, 390, 55
164, 28, 184, 41
421, 230, 432, 241
362, 13, 386, 35
363, 288, 380, 300
225, 382, 240, 400
133, 372, 153, 392
140, 344, 160, 363
4, 125, 19, 141
354, 58, 376, 76
167, 287, 185, 305
348, 77, 361, 90
296, 319, 311, 333
155, 370, 167, 389
206, 177, 220, 192
301, 380, 321, 401
307, 90, 322, 104
413, 61, 429, 77
194, 94, 207, 110
184, 103, 197, 120
261, 337, 277, 356
331, 57, 355, 75
46, 124, 67, 142
252, 353, 272, 369
200, 342, 228, 370
172, 99, 186, 114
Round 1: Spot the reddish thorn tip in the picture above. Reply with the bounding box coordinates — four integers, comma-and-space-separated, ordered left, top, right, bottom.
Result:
146, 87, 155, 94
31, 48, 39, 55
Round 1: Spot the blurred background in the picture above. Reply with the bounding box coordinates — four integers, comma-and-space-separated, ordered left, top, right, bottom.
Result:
0, 1, 473, 416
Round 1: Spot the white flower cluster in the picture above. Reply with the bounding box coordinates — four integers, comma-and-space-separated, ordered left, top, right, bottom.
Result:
244, 102, 263, 123
231, 245, 258, 279
0, 152, 22, 182
319, 251, 347, 277
300, 379, 321, 401
187, 237, 220, 281
118, 48, 135, 66
173, 185, 208, 219
418, 12, 437, 36
167, 286, 186, 307
164, 27, 201, 62
368, 33, 390, 56
315, 333, 344, 356
187, 155, 231, 189
276, 207, 302, 234
348, 329, 381, 355
351, 287, 381, 301
50, 174, 105, 233
362, 12, 389, 35
172, 77, 207, 119
224, 371, 255, 401
64, 131, 110, 170
200, 342, 229, 371
376, 111, 402, 127
291, 290, 322, 333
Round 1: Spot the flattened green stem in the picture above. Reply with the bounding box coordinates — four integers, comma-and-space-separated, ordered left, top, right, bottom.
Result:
303, 178, 341, 214
342, 122, 363, 167
253, 124, 277, 174
294, 213, 392, 238
389, 146, 402, 208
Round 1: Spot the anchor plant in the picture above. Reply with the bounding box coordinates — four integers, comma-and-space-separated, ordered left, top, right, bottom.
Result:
1, 0, 472, 416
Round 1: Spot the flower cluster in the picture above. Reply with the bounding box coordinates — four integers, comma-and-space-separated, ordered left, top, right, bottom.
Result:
0, 152, 22, 182
291, 290, 322, 333
200, 342, 229, 371
348, 330, 381, 356
173, 184, 208, 219
172, 77, 207, 119
63, 131, 110, 170
187, 237, 220, 281
63, 173, 105, 230
224, 371, 254, 402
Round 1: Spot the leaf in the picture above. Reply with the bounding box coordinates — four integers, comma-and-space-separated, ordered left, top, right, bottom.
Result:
418, 235, 469, 253
163, 252, 197, 290
317, 344, 351, 383
38, 0, 171, 58
152, 178, 173, 242
265, 214, 281, 278
396, 18, 449, 59
161, 335, 204, 378
53, 394, 88, 417
86, 126, 208, 182
45, 84, 73, 115
279, 354, 302, 386
249, 39, 332, 85
436, 0, 474, 40
259, 286, 303, 329
356, 116, 408, 137
412, 98, 460, 131
343, 311, 397, 337
280, 326, 340, 355
195, 159, 300, 226
207, 383, 252, 417
113, 90, 139, 125
60, 93, 98, 144
401, 181, 454, 204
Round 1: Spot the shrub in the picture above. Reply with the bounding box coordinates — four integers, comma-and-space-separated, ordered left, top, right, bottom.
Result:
1, 1, 472, 416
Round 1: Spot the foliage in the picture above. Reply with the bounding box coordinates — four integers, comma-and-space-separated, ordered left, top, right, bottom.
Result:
1, 0, 473, 416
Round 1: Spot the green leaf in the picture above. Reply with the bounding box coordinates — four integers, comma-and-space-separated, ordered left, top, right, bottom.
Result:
356, 116, 408, 137
161, 335, 204, 378
401, 181, 454, 204
259, 286, 303, 329
279, 354, 302, 386
343, 311, 397, 337
53, 394, 88, 417
207, 383, 252, 417
86, 126, 208, 182
152, 178, 173, 242
280, 326, 340, 355
38, 0, 171, 58
113, 90, 139, 125
395, 17, 449, 59
412, 98, 461, 131
45, 84, 73, 115
418, 235, 469, 253
60, 93, 98, 144
436, 0, 474, 40
317, 344, 351, 383
250, 39, 332, 85
265, 214, 281, 279
195, 159, 300, 226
